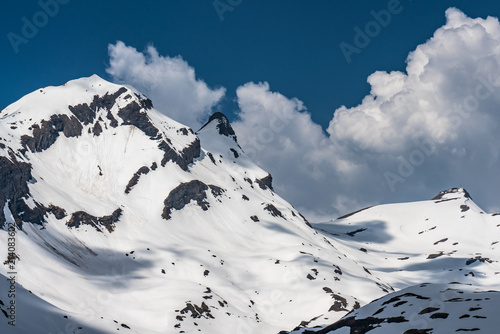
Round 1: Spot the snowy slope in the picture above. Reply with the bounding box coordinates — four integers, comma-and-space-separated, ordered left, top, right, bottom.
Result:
285, 188, 500, 333
286, 283, 500, 334
0, 75, 387, 334
313, 188, 500, 291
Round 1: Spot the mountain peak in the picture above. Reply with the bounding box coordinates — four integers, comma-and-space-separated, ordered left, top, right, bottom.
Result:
431, 187, 472, 201
62, 74, 122, 94
198, 112, 238, 142
0, 76, 202, 228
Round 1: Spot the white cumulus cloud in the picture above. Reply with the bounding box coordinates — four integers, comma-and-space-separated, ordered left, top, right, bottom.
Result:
106, 41, 225, 129
106, 9, 500, 220
234, 8, 500, 219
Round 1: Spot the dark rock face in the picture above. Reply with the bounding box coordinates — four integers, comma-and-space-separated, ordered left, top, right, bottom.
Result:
198, 112, 237, 139
93, 88, 128, 111
255, 174, 273, 191
106, 110, 118, 128
465, 256, 493, 265
0, 154, 36, 228
159, 140, 178, 167
432, 188, 472, 200
134, 93, 153, 110
77, 87, 201, 173
69, 103, 95, 125
294, 315, 410, 334
209, 184, 224, 197
322, 288, 350, 312
92, 122, 103, 136
429, 313, 448, 319
118, 101, 159, 138
0, 155, 31, 211
66, 208, 122, 233
329, 297, 349, 312
46, 205, 67, 219
21, 114, 82, 153
299, 212, 312, 227
178, 128, 189, 136
419, 307, 440, 315
58, 115, 84, 138
179, 302, 214, 319
0, 152, 69, 229
230, 148, 239, 159
162, 180, 224, 220
68, 86, 201, 172
207, 152, 216, 165
159, 138, 201, 171
15, 197, 45, 225
346, 228, 367, 237
264, 203, 284, 219
125, 166, 150, 194
381, 293, 430, 306
427, 252, 444, 259
68, 88, 127, 126
179, 138, 201, 170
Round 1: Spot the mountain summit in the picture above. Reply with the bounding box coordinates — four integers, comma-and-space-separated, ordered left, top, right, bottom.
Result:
198, 111, 237, 141
432, 187, 473, 201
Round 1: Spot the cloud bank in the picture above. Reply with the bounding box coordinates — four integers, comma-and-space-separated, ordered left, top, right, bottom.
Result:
107, 8, 500, 220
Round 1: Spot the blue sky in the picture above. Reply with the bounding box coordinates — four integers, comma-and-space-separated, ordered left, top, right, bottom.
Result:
3, 1, 500, 219
2, 1, 498, 128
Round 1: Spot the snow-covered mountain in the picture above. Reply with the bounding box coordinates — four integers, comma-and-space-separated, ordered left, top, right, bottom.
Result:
286, 283, 500, 334
313, 188, 500, 291
1, 76, 499, 334
285, 188, 500, 333
0, 75, 386, 334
